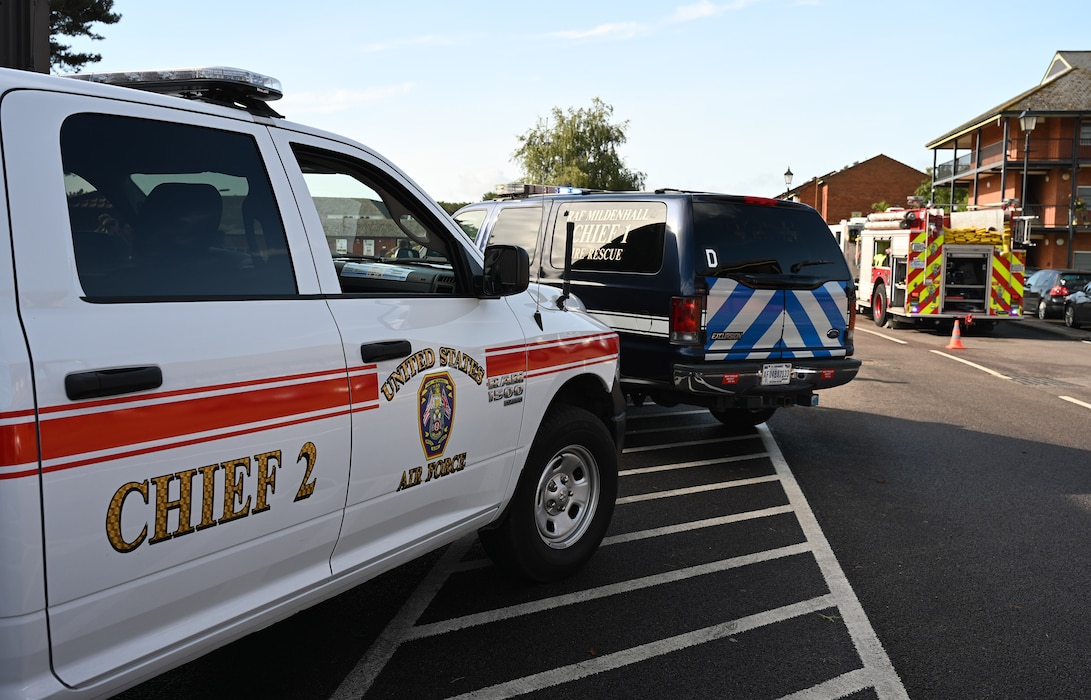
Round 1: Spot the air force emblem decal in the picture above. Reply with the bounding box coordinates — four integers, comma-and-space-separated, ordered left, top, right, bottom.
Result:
419, 372, 455, 459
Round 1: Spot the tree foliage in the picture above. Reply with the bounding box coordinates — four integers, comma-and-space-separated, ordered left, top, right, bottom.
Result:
916, 170, 968, 210
50, 0, 121, 73
513, 98, 645, 191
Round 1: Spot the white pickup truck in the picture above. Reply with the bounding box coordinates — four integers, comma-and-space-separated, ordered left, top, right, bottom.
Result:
0, 66, 624, 699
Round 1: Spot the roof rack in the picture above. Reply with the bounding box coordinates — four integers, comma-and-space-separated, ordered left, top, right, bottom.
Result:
67, 67, 284, 118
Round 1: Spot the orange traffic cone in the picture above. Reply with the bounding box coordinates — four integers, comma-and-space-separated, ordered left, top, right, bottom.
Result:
946, 319, 966, 350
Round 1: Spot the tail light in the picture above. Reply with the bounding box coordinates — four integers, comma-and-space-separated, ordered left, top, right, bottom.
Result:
845, 289, 857, 352
1049, 284, 1070, 299
670, 295, 704, 345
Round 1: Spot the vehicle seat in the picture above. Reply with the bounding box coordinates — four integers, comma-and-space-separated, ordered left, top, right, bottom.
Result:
134, 182, 223, 261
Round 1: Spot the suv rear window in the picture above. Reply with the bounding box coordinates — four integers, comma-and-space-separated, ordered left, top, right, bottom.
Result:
549, 201, 666, 273
693, 199, 849, 280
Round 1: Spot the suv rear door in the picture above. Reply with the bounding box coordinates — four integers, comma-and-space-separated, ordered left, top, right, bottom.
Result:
693, 197, 854, 362
4, 90, 351, 686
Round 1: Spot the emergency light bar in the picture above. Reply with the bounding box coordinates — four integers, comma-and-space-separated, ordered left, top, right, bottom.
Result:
495, 183, 585, 196
68, 67, 284, 117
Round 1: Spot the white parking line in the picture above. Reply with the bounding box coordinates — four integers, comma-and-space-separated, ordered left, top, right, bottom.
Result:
447, 595, 839, 700
1060, 395, 1091, 410
760, 424, 908, 699
930, 349, 1011, 379
857, 327, 909, 344
624, 434, 757, 452
332, 422, 908, 700
615, 474, 781, 504
406, 543, 811, 641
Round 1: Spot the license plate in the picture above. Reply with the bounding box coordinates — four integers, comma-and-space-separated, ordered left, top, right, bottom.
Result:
761, 363, 791, 386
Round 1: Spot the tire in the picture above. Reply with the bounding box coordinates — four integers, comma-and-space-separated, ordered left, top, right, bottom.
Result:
478, 405, 617, 582
872, 285, 889, 327
709, 406, 776, 428
1038, 299, 1049, 320
1065, 305, 1081, 329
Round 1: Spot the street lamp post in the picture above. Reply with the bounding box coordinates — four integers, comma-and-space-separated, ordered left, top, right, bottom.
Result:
1018, 110, 1037, 216
783, 167, 793, 199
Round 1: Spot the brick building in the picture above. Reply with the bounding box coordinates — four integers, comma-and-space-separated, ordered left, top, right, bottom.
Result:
780, 154, 927, 224
927, 50, 1091, 270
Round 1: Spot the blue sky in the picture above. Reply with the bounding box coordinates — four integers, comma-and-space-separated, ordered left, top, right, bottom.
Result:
62, 0, 1086, 203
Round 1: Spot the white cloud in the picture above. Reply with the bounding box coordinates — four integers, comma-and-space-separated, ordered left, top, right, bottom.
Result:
669, 0, 765, 23
550, 21, 647, 41
279, 84, 414, 116
359, 35, 458, 53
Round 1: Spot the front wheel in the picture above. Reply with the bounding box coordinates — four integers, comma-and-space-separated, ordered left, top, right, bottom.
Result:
872, 285, 889, 327
479, 406, 617, 582
709, 406, 776, 428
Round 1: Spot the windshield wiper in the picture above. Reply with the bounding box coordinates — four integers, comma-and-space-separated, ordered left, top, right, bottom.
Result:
705, 259, 782, 276
790, 259, 833, 273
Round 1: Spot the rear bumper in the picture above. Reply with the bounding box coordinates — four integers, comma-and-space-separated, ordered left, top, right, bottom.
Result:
672, 357, 861, 407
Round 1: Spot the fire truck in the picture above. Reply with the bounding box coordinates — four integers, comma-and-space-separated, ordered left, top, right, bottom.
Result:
856, 206, 1026, 331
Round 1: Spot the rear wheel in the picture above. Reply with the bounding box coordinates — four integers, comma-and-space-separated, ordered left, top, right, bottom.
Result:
478, 405, 617, 582
872, 285, 889, 327
1065, 305, 1081, 329
709, 406, 776, 427
1038, 299, 1049, 320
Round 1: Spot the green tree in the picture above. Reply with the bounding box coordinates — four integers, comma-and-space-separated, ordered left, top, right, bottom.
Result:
50, 0, 121, 73
513, 98, 645, 191
916, 170, 968, 210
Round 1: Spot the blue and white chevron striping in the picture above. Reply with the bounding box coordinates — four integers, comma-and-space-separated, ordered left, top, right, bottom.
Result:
704, 278, 849, 361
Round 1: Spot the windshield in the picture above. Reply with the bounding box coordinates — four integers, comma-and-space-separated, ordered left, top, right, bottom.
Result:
692, 199, 850, 282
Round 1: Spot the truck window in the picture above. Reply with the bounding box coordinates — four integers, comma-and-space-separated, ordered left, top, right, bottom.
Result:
61, 114, 296, 299
488, 206, 543, 264
549, 201, 666, 273
290, 145, 460, 295
693, 200, 850, 280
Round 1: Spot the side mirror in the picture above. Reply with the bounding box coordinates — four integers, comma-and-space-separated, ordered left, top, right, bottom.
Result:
480, 244, 530, 297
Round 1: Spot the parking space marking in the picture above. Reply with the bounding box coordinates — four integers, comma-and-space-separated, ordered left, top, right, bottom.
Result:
621, 452, 770, 476
601, 505, 795, 546
857, 327, 909, 344
761, 423, 908, 700
405, 543, 812, 641
1060, 395, 1091, 410
930, 350, 1011, 379
445, 595, 838, 700
616, 474, 780, 504
623, 433, 759, 452
333, 414, 908, 700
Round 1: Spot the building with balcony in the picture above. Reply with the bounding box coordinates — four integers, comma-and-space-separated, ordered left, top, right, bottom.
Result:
927, 50, 1091, 270
781, 154, 926, 225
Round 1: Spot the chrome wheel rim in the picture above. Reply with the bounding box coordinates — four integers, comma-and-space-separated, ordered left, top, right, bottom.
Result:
534, 445, 599, 549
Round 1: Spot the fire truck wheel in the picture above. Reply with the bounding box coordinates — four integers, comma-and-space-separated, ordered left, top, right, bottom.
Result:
478, 405, 617, 582
709, 406, 776, 427
872, 285, 889, 327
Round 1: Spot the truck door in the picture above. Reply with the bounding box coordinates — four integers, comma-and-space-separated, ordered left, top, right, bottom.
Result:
2, 91, 351, 686
270, 132, 528, 575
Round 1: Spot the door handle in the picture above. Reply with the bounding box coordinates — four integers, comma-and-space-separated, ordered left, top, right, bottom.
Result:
360, 340, 412, 363
65, 366, 163, 400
